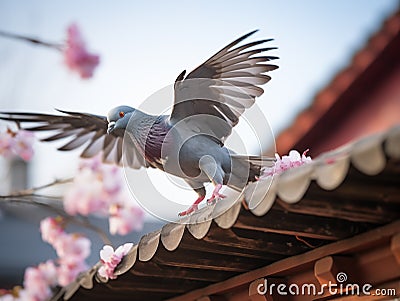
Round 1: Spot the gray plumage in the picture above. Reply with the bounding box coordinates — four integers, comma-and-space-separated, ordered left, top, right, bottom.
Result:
0, 30, 278, 215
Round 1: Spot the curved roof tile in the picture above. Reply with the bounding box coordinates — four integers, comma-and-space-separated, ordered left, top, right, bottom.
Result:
55, 124, 400, 301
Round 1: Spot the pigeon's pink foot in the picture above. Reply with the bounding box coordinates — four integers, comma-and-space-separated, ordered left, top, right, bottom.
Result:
207, 184, 226, 205
178, 196, 205, 216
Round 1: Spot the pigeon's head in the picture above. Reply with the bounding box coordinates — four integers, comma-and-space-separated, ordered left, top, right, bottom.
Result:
107, 105, 136, 135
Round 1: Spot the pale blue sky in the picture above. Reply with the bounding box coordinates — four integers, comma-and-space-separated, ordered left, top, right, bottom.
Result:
0, 1, 398, 218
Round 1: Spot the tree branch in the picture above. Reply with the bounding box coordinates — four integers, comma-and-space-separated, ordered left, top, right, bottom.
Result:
70, 216, 112, 246
7, 177, 73, 197
0, 30, 63, 50
0, 194, 112, 245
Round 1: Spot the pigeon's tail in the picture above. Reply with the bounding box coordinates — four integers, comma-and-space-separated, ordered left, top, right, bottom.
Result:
226, 154, 275, 191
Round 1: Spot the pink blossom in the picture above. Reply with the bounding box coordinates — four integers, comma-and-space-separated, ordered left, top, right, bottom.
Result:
63, 23, 100, 79
102, 166, 122, 194
39, 216, 90, 287
109, 203, 144, 235
57, 259, 88, 287
98, 243, 133, 280
0, 130, 13, 159
0, 293, 14, 301
23, 261, 57, 301
64, 156, 123, 216
15, 290, 30, 301
37, 261, 58, 287
64, 156, 144, 235
78, 153, 103, 171
12, 130, 34, 161
53, 234, 91, 264
24, 267, 50, 301
40, 217, 64, 245
261, 149, 312, 178
0, 129, 34, 161
1, 217, 91, 297
64, 168, 110, 215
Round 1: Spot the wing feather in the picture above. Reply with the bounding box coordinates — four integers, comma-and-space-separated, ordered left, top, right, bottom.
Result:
0, 110, 147, 169
81, 134, 105, 158
58, 132, 96, 151
170, 30, 278, 142
41, 129, 82, 142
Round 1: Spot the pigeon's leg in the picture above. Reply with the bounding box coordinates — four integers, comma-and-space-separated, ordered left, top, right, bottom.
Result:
207, 183, 226, 204
178, 184, 206, 217
198, 155, 227, 204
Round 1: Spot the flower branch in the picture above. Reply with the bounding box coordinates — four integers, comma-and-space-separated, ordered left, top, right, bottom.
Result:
0, 30, 63, 50
0, 23, 100, 79
7, 177, 73, 197
0, 195, 111, 245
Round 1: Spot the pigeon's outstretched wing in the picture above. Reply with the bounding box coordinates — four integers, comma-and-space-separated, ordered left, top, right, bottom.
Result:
0, 110, 147, 168
170, 30, 278, 143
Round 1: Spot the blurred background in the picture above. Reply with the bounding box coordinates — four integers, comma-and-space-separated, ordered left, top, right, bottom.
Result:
0, 0, 398, 287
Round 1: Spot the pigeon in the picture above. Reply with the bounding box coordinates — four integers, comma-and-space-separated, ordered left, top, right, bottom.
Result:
0, 30, 278, 216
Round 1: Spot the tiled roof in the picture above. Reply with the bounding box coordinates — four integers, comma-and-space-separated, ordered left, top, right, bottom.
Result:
54, 124, 400, 301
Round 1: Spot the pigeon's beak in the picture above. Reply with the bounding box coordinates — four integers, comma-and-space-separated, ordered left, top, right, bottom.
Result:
107, 121, 116, 134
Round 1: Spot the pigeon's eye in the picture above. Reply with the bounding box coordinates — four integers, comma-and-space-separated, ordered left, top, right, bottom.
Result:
119, 111, 125, 118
